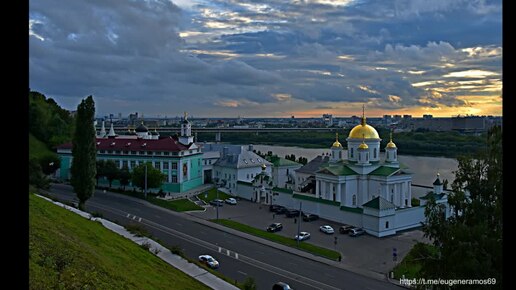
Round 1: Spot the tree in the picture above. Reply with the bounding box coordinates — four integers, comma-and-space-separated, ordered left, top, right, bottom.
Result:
421, 126, 502, 287
29, 158, 49, 189
131, 163, 166, 194
104, 160, 119, 188
39, 154, 61, 175
119, 166, 131, 190
95, 160, 106, 186
242, 277, 256, 290
70, 96, 97, 210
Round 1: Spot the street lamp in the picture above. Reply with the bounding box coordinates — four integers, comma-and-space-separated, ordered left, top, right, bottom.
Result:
216, 182, 221, 221
296, 201, 302, 247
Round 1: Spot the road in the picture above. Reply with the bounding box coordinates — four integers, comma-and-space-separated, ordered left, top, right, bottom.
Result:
45, 184, 401, 290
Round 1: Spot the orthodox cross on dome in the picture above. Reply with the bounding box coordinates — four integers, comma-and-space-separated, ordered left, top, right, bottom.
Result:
335, 132, 339, 141
184, 111, 188, 120
361, 104, 366, 126
390, 131, 393, 142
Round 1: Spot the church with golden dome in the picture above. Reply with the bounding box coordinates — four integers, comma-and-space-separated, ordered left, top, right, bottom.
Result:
267, 108, 433, 237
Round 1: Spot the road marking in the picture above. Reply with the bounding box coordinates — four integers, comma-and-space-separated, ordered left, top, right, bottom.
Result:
235, 253, 239, 259
237, 271, 247, 276
226, 249, 230, 256
138, 217, 142, 222
218, 247, 222, 253
132, 216, 136, 220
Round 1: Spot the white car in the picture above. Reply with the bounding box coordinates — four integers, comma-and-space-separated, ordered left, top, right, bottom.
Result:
319, 225, 335, 234
294, 231, 311, 241
198, 255, 219, 269
225, 197, 237, 205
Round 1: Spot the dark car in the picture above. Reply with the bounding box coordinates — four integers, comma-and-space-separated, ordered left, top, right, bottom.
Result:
274, 206, 288, 214
285, 209, 301, 218
349, 227, 365, 237
269, 204, 281, 212
339, 224, 355, 234
302, 213, 319, 222
272, 282, 293, 290
267, 223, 283, 232
209, 199, 224, 206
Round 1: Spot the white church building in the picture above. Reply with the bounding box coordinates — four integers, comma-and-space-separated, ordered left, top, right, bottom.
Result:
236, 111, 449, 237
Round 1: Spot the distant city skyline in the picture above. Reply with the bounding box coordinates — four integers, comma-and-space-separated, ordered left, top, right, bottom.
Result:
30, 0, 502, 118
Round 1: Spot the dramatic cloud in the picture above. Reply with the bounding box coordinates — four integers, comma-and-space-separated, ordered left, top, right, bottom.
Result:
29, 0, 502, 117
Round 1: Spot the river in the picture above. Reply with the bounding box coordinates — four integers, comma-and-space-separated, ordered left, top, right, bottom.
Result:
252, 144, 458, 187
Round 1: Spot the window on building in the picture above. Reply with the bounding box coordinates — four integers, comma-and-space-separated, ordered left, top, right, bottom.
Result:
247, 174, 249, 179
392, 188, 394, 193
147, 151, 152, 155
164, 152, 170, 156
171, 162, 177, 169
117, 160, 122, 168
391, 195, 394, 202
387, 152, 390, 159
251, 174, 254, 178
358, 154, 361, 161
130, 160, 136, 168
99, 150, 105, 154
394, 152, 396, 159
350, 148, 354, 158
209, 160, 212, 164
225, 173, 227, 179
154, 161, 160, 169
286, 169, 289, 175
366, 153, 368, 161
107, 150, 113, 154
374, 148, 377, 159
405, 199, 408, 206
131, 151, 136, 155
198, 159, 201, 166
339, 151, 342, 159
171, 175, 177, 183
233, 174, 235, 180
123, 151, 128, 155
163, 162, 169, 170
352, 195, 357, 206
385, 221, 389, 229
115, 150, 121, 154
122, 160, 128, 168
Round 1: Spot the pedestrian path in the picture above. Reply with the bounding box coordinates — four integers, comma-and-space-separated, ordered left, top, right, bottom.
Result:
35, 194, 239, 290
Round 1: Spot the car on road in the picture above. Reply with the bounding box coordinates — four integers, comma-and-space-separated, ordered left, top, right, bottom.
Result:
267, 222, 283, 232
339, 224, 355, 234
209, 199, 224, 206
198, 255, 219, 269
273, 206, 288, 214
272, 282, 293, 290
349, 227, 365, 237
302, 213, 319, 222
319, 225, 335, 234
294, 231, 311, 241
225, 197, 237, 205
285, 209, 301, 218
269, 204, 281, 212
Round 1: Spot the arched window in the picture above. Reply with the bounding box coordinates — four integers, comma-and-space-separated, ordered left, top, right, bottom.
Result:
394, 152, 396, 159
339, 151, 342, 159
358, 154, 361, 161
350, 148, 354, 158
387, 152, 390, 159
385, 221, 389, 229
352, 194, 357, 206
374, 148, 377, 159
332, 151, 335, 159
391, 195, 394, 202
366, 153, 369, 161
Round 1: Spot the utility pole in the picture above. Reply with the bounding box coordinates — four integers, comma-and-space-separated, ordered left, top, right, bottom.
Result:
216, 183, 219, 221
296, 201, 302, 247
144, 163, 148, 199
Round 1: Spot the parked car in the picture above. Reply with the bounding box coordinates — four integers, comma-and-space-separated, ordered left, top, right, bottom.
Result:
339, 224, 355, 234
274, 206, 288, 214
285, 209, 301, 218
319, 225, 335, 234
349, 228, 365, 237
302, 213, 319, 222
269, 204, 281, 212
225, 197, 237, 205
209, 199, 224, 206
272, 282, 293, 290
198, 255, 219, 269
267, 222, 283, 232
294, 231, 311, 241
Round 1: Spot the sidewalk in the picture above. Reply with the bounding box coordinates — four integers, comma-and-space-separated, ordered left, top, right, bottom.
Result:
35, 194, 239, 290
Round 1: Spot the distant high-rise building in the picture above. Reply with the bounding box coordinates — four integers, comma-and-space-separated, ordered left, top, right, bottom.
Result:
322, 114, 333, 126
423, 114, 433, 119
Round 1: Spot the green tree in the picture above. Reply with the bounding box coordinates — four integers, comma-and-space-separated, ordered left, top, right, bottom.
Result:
29, 158, 49, 189
70, 96, 97, 210
96, 160, 106, 186
104, 160, 119, 188
39, 154, 61, 175
119, 166, 131, 190
421, 126, 502, 288
242, 277, 257, 290
131, 163, 165, 194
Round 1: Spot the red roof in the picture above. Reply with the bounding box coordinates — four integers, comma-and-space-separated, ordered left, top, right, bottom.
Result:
56, 136, 189, 152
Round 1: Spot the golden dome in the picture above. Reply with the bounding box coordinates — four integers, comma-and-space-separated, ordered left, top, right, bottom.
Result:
348, 115, 379, 139
358, 141, 369, 150
332, 132, 342, 148
386, 132, 396, 148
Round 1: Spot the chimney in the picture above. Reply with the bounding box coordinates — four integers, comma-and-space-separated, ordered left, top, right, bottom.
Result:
248, 144, 254, 151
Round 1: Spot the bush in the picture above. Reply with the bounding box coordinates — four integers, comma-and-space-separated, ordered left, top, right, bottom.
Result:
125, 223, 151, 238
411, 197, 420, 207
140, 241, 151, 251
168, 245, 185, 258
91, 211, 103, 218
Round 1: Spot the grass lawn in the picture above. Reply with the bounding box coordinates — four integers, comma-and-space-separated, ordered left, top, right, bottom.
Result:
198, 188, 232, 202
392, 242, 438, 279
29, 193, 210, 290
213, 219, 341, 261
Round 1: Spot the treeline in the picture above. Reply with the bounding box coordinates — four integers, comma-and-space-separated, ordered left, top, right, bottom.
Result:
197, 129, 487, 158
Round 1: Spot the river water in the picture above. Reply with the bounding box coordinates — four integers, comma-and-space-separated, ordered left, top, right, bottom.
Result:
252, 144, 458, 187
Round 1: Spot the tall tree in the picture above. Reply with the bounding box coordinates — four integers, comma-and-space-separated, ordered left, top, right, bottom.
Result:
131, 163, 165, 194
95, 160, 106, 186
421, 126, 502, 287
119, 166, 131, 190
104, 160, 120, 188
70, 96, 97, 210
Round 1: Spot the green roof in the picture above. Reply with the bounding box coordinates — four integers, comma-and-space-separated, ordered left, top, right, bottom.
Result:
362, 196, 396, 210
237, 180, 252, 186
368, 166, 400, 176
266, 155, 301, 167
339, 206, 363, 213
292, 194, 340, 206
317, 165, 357, 176
272, 187, 293, 194
420, 192, 446, 200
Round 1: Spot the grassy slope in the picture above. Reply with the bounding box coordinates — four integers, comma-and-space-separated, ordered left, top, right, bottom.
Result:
29, 133, 56, 160
29, 193, 209, 290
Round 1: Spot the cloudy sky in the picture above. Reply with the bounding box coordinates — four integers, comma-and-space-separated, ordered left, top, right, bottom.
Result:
29, 0, 502, 118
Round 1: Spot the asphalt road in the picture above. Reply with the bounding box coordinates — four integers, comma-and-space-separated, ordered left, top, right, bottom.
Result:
44, 184, 401, 290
